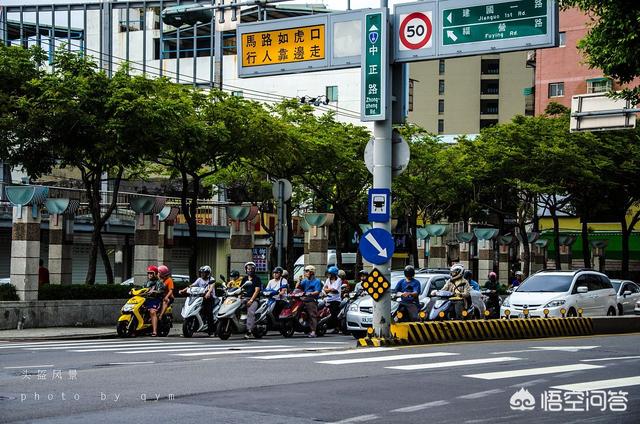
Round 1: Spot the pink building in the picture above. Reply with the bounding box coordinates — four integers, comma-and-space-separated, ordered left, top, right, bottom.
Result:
535, 8, 637, 115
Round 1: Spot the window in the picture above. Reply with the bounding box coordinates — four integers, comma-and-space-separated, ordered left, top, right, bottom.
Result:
439, 59, 445, 75
438, 80, 445, 95
548, 82, 564, 97
480, 119, 498, 129
587, 78, 612, 94
119, 8, 144, 32
326, 85, 338, 102
231, 91, 243, 97
481, 59, 500, 75
437, 119, 444, 134
481, 80, 499, 95
438, 99, 444, 114
480, 99, 498, 114
626, 283, 640, 294
559, 32, 566, 47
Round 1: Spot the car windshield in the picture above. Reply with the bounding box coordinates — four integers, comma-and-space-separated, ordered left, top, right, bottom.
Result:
611, 281, 621, 292
516, 274, 573, 292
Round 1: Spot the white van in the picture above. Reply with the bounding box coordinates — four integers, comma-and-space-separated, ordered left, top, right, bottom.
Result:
293, 250, 358, 281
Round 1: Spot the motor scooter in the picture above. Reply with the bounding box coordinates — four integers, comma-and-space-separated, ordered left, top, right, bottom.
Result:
481, 289, 501, 319
216, 281, 261, 340
278, 289, 331, 337
427, 290, 475, 320
254, 289, 286, 337
117, 288, 173, 337
181, 286, 222, 337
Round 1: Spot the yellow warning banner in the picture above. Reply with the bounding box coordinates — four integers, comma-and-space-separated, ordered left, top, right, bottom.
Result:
241, 24, 325, 67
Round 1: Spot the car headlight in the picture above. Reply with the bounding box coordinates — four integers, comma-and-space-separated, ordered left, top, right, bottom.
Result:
348, 304, 359, 312
502, 297, 510, 307
544, 300, 566, 308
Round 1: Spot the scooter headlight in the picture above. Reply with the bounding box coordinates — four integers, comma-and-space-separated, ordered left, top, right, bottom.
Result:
122, 303, 135, 312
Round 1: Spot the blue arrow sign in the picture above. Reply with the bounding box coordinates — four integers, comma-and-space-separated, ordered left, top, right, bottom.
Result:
359, 228, 395, 265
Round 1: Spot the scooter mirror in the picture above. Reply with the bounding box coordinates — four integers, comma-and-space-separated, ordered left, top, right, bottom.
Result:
219, 274, 227, 282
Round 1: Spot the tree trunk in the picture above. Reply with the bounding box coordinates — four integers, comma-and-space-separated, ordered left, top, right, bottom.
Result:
86, 227, 100, 284
551, 205, 561, 270
187, 177, 200, 283
581, 217, 591, 268
517, 221, 531, 276
335, 220, 343, 268
98, 233, 114, 284
409, 210, 419, 268
285, 199, 295, 277
621, 215, 630, 276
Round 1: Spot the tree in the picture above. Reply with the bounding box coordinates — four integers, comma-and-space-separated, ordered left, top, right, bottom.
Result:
562, 1, 640, 103
155, 89, 278, 281
3, 49, 163, 283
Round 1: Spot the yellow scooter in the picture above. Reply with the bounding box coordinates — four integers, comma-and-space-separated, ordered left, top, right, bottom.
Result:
117, 288, 173, 337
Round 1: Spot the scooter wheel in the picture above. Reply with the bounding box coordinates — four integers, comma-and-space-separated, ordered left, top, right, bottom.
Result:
182, 317, 196, 338
217, 320, 232, 340
316, 322, 327, 337
117, 319, 136, 338
280, 321, 294, 338
158, 317, 172, 337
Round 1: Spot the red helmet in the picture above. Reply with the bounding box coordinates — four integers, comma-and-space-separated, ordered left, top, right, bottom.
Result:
158, 265, 170, 279
146, 265, 159, 274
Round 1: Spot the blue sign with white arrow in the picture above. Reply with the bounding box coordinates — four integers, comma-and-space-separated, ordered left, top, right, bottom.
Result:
359, 228, 395, 265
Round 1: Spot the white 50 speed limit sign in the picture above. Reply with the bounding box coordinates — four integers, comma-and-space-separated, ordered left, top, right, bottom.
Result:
398, 11, 433, 51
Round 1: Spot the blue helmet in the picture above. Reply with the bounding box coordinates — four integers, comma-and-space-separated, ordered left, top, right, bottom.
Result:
327, 266, 339, 276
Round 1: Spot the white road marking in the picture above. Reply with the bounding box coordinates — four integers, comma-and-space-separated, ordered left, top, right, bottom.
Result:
318, 352, 459, 365
122, 345, 293, 354
0, 339, 167, 349
464, 364, 603, 380
329, 414, 379, 423
35, 342, 200, 351
509, 378, 548, 388
551, 376, 640, 392
457, 389, 504, 399
4, 365, 54, 369
531, 346, 599, 353
108, 361, 155, 365
251, 347, 396, 360
490, 350, 535, 355
581, 356, 640, 362
386, 356, 521, 371
175, 347, 341, 357
391, 400, 449, 413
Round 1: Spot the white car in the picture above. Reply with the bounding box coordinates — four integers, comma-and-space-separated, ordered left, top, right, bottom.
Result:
501, 270, 617, 318
0, 277, 10, 285
635, 300, 640, 315
610, 279, 640, 315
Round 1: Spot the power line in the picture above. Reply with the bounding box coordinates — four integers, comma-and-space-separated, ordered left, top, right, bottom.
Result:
31, 38, 363, 120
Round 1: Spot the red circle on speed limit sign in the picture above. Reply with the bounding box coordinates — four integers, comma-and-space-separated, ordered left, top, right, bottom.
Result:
399, 12, 433, 50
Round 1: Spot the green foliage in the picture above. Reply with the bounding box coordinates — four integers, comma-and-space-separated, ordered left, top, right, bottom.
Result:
0, 284, 20, 301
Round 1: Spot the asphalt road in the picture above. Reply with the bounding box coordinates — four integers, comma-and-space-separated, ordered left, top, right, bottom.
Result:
1, 331, 639, 423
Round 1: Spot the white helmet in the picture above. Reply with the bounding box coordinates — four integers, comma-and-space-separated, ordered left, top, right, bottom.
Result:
199, 265, 212, 275
450, 264, 464, 281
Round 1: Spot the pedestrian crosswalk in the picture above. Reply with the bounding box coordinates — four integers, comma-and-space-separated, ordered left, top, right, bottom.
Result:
2, 338, 640, 396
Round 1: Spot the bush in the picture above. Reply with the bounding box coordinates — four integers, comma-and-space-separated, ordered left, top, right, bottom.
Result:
39, 284, 133, 300
0, 284, 20, 301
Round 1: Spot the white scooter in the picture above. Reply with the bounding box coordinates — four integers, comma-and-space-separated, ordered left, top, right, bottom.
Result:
181, 286, 221, 337
216, 281, 262, 340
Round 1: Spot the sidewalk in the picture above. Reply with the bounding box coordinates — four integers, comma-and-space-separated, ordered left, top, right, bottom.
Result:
0, 326, 117, 341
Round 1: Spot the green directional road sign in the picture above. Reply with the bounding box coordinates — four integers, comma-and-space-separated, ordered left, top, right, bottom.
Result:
438, 0, 557, 58
361, 10, 387, 121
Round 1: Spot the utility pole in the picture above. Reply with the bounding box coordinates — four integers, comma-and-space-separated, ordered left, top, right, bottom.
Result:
371, 0, 393, 339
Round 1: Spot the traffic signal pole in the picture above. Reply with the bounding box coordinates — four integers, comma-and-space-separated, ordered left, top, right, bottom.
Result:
372, 0, 393, 339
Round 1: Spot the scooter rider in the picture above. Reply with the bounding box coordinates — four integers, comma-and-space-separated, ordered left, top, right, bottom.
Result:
265, 266, 288, 317
395, 265, 421, 321
179, 265, 215, 329
242, 261, 262, 339
442, 264, 471, 319
147, 265, 174, 336
227, 270, 242, 289
296, 265, 323, 338
484, 271, 501, 316
323, 266, 342, 334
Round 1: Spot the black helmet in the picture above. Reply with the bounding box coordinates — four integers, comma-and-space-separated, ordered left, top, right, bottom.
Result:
404, 265, 415, 278
230, 270, 240, 278
273, 266, 283, 274
463, 270, 473, 280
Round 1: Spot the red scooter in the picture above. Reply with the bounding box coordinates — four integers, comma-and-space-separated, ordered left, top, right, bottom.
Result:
278, 289, 331, 337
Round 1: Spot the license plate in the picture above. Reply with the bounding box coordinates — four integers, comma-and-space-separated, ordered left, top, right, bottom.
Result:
361, 316, 373, 324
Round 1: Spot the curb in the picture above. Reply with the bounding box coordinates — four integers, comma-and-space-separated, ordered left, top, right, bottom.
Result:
357, 337, 409, 347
